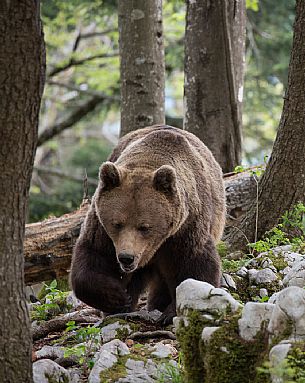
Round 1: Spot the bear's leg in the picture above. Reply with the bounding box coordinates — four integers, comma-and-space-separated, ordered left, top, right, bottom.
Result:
127, 267, 154, 310
147, 272, 171, 312
71, 241, 132, 314
158, 236, 221, 325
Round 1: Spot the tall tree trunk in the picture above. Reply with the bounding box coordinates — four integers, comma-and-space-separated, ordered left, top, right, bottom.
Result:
184, 0, 246, 173
226, 0, 305, 251
118, 0, 165, 137
0, 1, 45, 382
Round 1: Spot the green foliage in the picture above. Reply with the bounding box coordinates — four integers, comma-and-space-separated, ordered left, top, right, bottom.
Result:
244, 0, 295, 163
222, 258, 249, 273
157, 355, 183, 383
31, 280, 70, 322
246, 0, 259, 11
249, 203, 305, 254
29, 138, 112, 222
257, 347, 305, 383
64, 321, 101, 373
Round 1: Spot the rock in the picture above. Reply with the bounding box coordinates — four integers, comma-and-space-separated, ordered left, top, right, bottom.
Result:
88, 339, 130, 383
259, 288, 268, 298
119, 358, 157, 383
221, 273, 237, 290
269, 342, 292, 365
66, 292, 83, 309
36, 345, 65, 360
150, 342, 176, 358
201, 327, 220, 344
236, 266, 248, 278
238, 302, 275, 341
176, 279, 242, 317
249, 268, 278, 285
269, 292, 279, 304
283, 260, 305, 288
227, 250, 244, 260
33, 359, 72, 383
269, 342, 292, 383
101, 321, 131, 343
268, 286, 305, 339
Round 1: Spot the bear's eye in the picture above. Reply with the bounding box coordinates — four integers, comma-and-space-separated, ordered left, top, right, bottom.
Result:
137, 225, 150, 234
113, 222, 124, 230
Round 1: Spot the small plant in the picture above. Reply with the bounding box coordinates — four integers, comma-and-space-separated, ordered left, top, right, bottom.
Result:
63, 321, 101, 374
257, 347, 305, 382
157, 353, 183, 383
249, 203, 305, 254
31, 280, 71, 321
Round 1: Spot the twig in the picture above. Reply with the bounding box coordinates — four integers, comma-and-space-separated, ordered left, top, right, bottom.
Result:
47, 80, 120, 102
48, 51, 119, 78
34, 166, 98, 186
72, 29, 118, 52
32, 309, 102, 340
38, 96, 109, 146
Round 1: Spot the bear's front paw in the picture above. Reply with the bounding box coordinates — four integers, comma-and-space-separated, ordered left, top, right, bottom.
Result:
157, 303, 176, 326
101, 287, 132, 314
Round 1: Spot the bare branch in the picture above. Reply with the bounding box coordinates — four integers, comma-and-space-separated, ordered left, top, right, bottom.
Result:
72, 28, 118, 52
47, 80, 120, 101
48, 51, 119, 78
37, 95, 108, 146
33, 166, 98, 186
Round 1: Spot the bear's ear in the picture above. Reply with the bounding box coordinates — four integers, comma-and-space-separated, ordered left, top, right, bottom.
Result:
153, 165, 177, 195
99, 162, 121, 191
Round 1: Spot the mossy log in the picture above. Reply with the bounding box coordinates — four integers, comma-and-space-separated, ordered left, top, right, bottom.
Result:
24, 171, 257, 285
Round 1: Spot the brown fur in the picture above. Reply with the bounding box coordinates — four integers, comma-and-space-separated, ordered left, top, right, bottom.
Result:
70, 125, 226, 324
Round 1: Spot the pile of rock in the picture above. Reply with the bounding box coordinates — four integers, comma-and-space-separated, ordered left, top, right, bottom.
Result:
175, 278, 305, 383
223, 245, 305, 302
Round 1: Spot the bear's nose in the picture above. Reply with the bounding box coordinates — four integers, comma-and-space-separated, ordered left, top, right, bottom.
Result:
118, 253, 134, 267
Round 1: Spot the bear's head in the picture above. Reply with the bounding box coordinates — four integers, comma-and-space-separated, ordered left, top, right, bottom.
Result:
95, 161, 187, 273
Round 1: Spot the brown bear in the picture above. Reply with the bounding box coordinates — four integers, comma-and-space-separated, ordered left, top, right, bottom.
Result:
71, 125, 226, 324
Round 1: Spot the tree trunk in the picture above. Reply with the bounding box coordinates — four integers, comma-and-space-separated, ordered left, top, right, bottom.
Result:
118, 0, 165, 137
184, 0, 246, 173
226, 0, 305, 251
0, 2, 45, 382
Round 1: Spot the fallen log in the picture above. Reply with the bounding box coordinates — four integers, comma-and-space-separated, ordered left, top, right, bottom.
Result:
24, 171, 258, 285
24, 201, 90, 285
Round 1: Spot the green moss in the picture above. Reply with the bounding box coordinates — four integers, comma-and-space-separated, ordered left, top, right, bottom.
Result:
267, 253, 288, 272
45, 372, 70, 383
176, 311, 210, 383
99, 355, 128, 382
217, 241, 228, 258
203, 315, 269, 383
222, 258, 248, 273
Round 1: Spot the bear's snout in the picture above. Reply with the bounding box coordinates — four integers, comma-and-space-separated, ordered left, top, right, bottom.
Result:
118, 252, 136, 272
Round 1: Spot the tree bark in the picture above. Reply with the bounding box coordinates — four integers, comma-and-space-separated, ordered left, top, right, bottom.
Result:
226, 0, 305, 251
118, 0, 165, 137
23, 172, 256, 285
184, 0, 246, 173
0, 1, 45, 382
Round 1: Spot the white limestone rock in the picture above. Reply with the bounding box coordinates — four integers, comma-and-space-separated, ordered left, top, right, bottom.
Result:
176, 279, 242, 317
249, 268, 278, 285
221, 273, 237, 290
238, 302, 275, 341
268, 286, 305, 339
36, 345, 65, 360
101, 321, 131, 343
201, 327, 220, 344
88, 339, 130, 383
33, 359, 72, 383
283, 260, 305, 288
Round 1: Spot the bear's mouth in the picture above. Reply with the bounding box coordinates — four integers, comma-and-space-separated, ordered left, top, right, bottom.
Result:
119, 263, 137, 273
